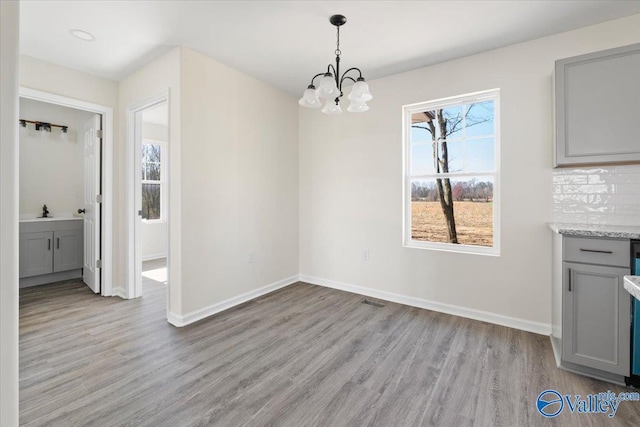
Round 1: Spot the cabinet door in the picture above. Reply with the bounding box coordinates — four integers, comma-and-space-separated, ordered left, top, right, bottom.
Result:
554, 43, 640, 166
562, 262, 631, 376
19, 231, 54, 278
53, 229, 83, 273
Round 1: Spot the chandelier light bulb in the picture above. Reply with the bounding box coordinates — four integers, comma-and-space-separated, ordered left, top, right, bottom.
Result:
298, 86, 322, 108
347, 100, 369, 113
316, 74, 340, 99
322, 100, 343, 115
348, 79, 373, 102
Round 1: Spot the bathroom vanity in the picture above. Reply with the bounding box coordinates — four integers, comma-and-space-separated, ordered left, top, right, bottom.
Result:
19, 217, 84, 287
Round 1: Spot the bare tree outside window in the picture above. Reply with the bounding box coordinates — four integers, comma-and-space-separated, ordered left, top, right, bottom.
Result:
142, 143, 162, 220
406, 91, 499, 251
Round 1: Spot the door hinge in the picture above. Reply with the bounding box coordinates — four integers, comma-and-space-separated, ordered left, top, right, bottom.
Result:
96, 259, 103, 269
96, 194, 103, 203
97, 129, 104, 139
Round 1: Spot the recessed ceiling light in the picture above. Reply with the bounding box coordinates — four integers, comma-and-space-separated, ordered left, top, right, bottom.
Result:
69, 29, 95, 42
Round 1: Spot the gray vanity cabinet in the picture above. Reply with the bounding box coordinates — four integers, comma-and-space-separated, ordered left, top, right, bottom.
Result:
562, 262, 630, 376
53, 228, 83, 273
19, 220, 83, 280
554, 43, 640, 167
19, 231, 54, 278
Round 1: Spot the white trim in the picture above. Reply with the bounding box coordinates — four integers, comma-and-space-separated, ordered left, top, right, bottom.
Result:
300, 274, 551, 336
142, 253, 167, 262
167, 276, 299, 327
402, 88, 501, 256
110, 287, 128, 299
126, 90, 169, 301
550, 336, 562, 367
19, 87, 114, 296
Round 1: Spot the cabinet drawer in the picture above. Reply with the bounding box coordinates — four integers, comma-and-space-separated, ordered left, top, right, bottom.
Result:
564, 236, 630, 267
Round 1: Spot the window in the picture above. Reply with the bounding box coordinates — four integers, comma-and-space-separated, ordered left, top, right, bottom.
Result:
403, 89, 500, 255
141, 140, 164, 221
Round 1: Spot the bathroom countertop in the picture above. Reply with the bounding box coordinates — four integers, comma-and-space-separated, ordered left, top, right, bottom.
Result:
19, 213, 82, 223
547, 222, 640, 240
19, 217, 82, 223
624, 276, 640, 301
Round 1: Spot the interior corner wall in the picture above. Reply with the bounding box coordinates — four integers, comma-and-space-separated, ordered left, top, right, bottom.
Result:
298, 14, 640, 332
179, 48, 299, 316
0, 1, 20, 425
118, 47, 181, 311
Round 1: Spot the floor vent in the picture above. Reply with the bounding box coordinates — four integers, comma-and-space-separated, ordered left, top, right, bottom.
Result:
363, 299, 385, 308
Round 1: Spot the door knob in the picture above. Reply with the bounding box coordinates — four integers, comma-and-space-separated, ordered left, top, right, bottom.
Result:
78, 209, 86, 214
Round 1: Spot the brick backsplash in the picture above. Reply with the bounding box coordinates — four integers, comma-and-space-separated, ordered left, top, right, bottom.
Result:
552, 165, 640, 226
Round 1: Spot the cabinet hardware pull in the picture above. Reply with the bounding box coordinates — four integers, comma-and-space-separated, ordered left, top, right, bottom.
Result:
579, 248, 613, 254
48, 239, 51, 250
568, 268, 572, 292
56, 238, 60, 249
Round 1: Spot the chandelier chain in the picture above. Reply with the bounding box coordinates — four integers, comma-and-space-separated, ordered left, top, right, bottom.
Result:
335, 26, 341, 57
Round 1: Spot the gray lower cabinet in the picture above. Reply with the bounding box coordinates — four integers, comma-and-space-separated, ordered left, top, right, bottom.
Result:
554, 43, 640, 167
551, 233, 632, 383
562, 262, 630, 376
19, 231, 54, 278
19, 220, 83, 280
53, 228, 83, 272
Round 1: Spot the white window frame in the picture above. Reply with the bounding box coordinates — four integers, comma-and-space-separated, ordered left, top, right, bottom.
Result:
141, 138, 166, 223
402, 89, 500, 256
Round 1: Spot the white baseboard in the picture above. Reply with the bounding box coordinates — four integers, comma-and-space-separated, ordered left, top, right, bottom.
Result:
142, 253, 167, 262
110, 287, 128, 299
167, 275, 299, 327
550, 336, 562, 367
300, 274, 551, 336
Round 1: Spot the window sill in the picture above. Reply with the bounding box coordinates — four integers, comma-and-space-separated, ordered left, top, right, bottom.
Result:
142, 219, 166, 225
404, 240, 500, 257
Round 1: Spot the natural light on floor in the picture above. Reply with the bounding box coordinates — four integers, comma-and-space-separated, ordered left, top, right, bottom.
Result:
142, 259, 167, 284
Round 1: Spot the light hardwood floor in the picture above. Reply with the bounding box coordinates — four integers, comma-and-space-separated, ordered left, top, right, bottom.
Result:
20, 270, 640, 426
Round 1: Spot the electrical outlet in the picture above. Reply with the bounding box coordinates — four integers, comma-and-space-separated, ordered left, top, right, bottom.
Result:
362, 249, 369, 261
248, 251, 255, 263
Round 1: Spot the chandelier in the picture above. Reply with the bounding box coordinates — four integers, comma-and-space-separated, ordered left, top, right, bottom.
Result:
298, 14, 373, 114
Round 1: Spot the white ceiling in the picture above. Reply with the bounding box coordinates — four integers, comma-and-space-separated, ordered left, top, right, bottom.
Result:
20, 1, 640, 96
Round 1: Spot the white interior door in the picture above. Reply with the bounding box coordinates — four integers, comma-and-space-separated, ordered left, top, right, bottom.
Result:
82, 114, 101, 293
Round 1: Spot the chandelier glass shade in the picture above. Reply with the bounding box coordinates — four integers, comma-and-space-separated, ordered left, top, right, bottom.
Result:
298, 15, 372, 114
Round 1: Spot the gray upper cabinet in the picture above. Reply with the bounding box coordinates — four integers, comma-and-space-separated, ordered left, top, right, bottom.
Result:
554, 43, 640, 167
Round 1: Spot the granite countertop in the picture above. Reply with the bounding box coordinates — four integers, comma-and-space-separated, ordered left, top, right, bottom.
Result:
547, 222, 640, 240
624, 276, 640, 300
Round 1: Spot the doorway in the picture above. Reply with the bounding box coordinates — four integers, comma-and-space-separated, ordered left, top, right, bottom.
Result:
18, 87, 114, 296
126, 92, 169, 300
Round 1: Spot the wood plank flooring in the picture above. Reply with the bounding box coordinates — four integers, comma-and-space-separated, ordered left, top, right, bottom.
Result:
20, 270, 640, 426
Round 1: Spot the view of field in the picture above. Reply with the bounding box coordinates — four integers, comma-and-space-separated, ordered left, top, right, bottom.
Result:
411, 201, 493, 246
